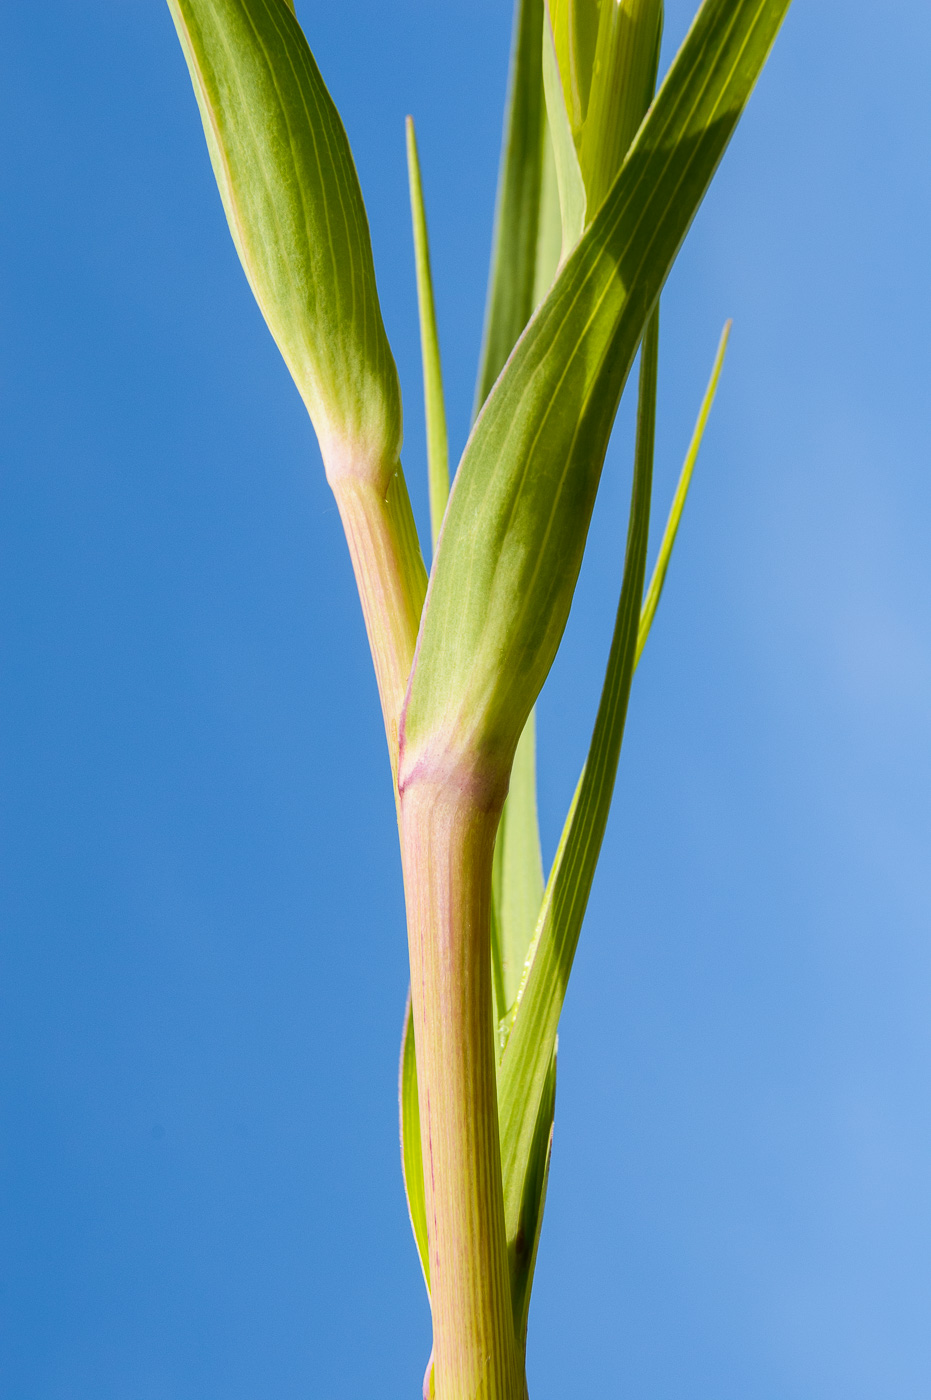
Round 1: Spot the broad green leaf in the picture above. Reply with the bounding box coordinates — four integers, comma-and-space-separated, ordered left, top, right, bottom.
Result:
406, 117, 450, 553
474, 0, 554, 413
402, 0, 791, 801
166, 0, 401, 480
497, 307, 659, 1253
637, 318, 731, 662
399, 997, 430, 1294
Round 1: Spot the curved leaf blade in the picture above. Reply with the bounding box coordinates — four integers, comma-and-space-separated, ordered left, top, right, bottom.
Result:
167, 0, 401, 475
402, 0, 791, 797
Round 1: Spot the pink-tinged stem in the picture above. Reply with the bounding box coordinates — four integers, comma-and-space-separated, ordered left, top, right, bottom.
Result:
324, 449, 427, 783
400, 769, 522, 1400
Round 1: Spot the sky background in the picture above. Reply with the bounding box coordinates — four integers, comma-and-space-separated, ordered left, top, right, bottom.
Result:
2, 1, 931, 1397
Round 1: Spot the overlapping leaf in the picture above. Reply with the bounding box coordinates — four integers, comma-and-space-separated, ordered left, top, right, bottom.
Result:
401, 0, 791, 798
400, 0, 557, 1308
496, 313, 731, 1247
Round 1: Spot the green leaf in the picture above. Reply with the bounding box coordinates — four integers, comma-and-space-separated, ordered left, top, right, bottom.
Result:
401, 0, 559, 1307
508, 1045, 556, 1348
406, 117, 451, 554
473, 0, 557, 1062
168, 0, 428, 783
401, 0, 792, 802
580, 0, 664, 214
547, 0, 600, 140
532, 119, 564, 304
399, 996, 430, 1295
491, 713, 545, 1033
166, 0, 401, 482
496, 306, 659, 1257
496, 315, 730, 1261
542, 7, 587, 256
474, 0, 554, 413
637, 318, 731, 662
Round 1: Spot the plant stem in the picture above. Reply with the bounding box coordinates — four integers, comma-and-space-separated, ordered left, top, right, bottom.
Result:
400, 770, 522, 1400
324, 451, 427, 783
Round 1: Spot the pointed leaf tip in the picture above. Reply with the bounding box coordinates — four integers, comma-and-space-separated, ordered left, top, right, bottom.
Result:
167, 0, 401, 483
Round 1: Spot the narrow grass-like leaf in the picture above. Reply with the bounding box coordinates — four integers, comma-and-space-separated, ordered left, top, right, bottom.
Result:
509, 1046, 556, 1347
401, 0, 791, 800
406, 118, 450, 554
474, 0, 553, 412
475, 0, 557, 1048
496, 310, 658, 1252
399, 996, 430, 1294
637, 318, 731, 662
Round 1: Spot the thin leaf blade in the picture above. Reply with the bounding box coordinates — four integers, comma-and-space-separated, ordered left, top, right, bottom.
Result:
496, 306, 659, 1251
399, 996, 431, 1294
508, 1046, 556, 1348
542, 7, 587, 256
474, 0, 553, 413
637, 318, 731, 662
406, 117, 451, 553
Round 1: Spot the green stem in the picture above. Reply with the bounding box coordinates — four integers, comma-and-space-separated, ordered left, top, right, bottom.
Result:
325, 451, 427, 785
400, 770, 522, 1400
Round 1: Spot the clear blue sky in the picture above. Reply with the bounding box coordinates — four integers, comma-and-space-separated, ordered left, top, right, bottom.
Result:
2, 2, 930, 1396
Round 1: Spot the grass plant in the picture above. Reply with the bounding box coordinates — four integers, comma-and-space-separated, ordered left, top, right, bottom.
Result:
165, 0, 791, 1393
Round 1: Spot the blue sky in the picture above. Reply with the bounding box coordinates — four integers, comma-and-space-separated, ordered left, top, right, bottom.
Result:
2, 2, 930, 1397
